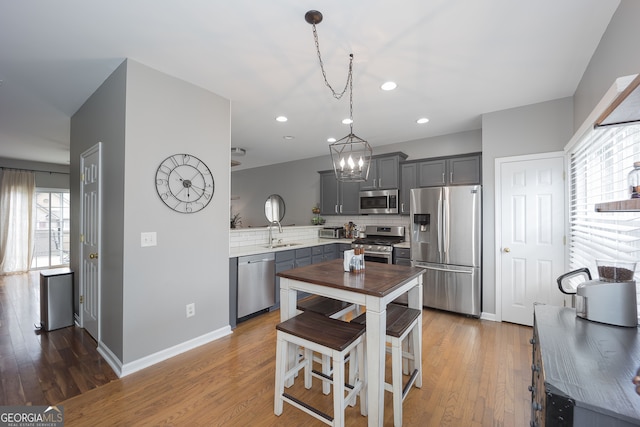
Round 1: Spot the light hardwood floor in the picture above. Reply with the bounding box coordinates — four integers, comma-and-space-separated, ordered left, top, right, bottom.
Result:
2, 271, 534, 426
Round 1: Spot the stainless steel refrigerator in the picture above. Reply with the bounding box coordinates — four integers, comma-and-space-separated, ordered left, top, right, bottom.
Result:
410, 186, 481, 317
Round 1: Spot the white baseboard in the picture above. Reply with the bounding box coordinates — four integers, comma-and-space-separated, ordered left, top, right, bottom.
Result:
98, 325, 233, 378
480, 312, 498, 322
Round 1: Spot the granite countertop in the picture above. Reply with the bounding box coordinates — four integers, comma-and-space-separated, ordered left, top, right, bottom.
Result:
229, 238, 353, 258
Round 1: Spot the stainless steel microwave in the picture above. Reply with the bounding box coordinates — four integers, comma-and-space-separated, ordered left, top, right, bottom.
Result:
359, 189, 399, 214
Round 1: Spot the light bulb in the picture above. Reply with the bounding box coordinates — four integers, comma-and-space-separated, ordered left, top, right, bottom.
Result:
339, 157, 345, 171
348, 155, 355, 169
358, 157, 364, 170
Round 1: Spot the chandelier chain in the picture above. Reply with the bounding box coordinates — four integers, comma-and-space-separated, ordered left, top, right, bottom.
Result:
311, 23, 353, 101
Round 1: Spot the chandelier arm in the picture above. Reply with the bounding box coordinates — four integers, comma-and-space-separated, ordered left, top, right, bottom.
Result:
311, 23, 353, 100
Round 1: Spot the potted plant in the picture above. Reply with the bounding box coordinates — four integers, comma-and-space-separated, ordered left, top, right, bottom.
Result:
230, 212, 242, 229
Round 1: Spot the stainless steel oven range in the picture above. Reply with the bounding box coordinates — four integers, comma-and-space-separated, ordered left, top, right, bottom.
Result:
351, 225, 405, 264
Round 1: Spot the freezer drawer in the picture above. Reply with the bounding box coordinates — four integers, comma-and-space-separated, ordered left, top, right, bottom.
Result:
415, 262, 481, 317
39, 268, 74, 331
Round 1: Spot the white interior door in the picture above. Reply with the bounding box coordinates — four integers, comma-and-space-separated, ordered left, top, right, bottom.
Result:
497, 153, 565, 326
80, 143, 101, 340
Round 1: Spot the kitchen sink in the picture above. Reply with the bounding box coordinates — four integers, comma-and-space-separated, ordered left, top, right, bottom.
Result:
264, 242, 301, 249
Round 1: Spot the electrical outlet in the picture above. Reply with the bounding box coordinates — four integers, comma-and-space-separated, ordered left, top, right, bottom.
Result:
141, 232, 157, 247
186, 303, 195, 318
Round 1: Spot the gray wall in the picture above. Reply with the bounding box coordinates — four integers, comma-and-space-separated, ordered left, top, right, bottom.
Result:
231, 129, 482, 227
574, 0, 640, 132
71, 60, 127, 360
71, 59, 231, 367
481, 97, 574, 314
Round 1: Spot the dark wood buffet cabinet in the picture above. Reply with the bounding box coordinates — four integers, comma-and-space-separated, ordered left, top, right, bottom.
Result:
531, 304, 640, 426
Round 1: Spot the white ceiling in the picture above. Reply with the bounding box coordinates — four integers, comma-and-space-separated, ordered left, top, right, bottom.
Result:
0, 0, 620, 170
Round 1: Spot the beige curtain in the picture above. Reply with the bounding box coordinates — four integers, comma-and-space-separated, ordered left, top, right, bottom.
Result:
0, 169, 36, 274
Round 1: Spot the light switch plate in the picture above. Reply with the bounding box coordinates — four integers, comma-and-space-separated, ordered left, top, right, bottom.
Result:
141, 232, 157, 247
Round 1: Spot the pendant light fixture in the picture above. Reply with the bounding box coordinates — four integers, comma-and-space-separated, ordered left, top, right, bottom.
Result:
305, 10, 372, 182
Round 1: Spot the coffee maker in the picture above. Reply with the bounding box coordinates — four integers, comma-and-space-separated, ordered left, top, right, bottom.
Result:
557, 260, 638, 328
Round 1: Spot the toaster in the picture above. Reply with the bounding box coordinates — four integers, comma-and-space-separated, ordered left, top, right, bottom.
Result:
319, 227, 345, 239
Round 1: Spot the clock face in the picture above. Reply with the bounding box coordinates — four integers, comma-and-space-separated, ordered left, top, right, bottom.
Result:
155, 154, 214, 213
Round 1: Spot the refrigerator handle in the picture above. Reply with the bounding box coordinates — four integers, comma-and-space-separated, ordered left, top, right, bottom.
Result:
443, 198, 449, 255
418, 265, 474, 274
437, 198, 443, 255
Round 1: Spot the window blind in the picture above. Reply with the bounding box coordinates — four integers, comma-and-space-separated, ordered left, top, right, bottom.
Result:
568, 124, 640, 280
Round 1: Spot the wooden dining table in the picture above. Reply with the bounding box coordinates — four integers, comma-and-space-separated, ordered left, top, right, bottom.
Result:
277, 258, 424, 427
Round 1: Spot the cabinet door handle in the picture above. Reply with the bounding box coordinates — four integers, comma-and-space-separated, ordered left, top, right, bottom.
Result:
335, 204, 338, 214
441, 172, 445, 183
378, 178, 381, 188
450, 172, 453, 182
401, 203, 405, 213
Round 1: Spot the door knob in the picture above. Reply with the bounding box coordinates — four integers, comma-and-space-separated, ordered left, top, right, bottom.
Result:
89, 253, 98, 259
503, 247, 510, 253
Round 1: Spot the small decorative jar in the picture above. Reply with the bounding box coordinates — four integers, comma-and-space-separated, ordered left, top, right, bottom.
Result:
628, 161, 640, 199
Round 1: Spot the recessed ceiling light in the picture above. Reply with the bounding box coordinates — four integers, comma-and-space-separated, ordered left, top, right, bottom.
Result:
275, 116, 288, 122
381, 81, 397, 91
417, 117, 430, 124
327, 137, 337, 143
342, 118, 353, 125
283, 135, 295, 140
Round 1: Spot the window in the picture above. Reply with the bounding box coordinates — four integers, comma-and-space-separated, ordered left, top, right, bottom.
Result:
32, 190, 70, 269
568, 124, 640, 279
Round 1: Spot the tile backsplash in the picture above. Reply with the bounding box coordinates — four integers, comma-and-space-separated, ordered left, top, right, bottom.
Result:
229, 215, 411, 248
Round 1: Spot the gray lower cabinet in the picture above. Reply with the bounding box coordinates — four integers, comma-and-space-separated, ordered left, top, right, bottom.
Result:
322, 244, 337, 261
319, 171, 360, 215
273, 250, 295, 310
393, 247, 411, 266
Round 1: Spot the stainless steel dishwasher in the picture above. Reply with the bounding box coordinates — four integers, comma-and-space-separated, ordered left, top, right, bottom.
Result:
237, 253, 275, 319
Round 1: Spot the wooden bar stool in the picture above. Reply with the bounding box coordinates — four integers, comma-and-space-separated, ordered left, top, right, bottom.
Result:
297, 295, 360, 319
274, 311, 367, 427
297, 295, 361, 394
351, 303, 422, 427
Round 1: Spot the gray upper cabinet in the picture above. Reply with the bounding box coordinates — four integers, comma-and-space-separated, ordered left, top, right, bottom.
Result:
400, 162, 417, 215
448, 155, 481, 185
360, 153, 407, 191
319, 171, 360, 215
417, 159, 447, 187
416, 154, 481, 187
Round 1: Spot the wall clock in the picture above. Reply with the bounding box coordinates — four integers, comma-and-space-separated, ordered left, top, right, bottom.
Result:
155, 154, 214, 213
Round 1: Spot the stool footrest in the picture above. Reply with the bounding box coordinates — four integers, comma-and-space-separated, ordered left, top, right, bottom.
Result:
282, 392, 333, 423
311, 369, 356, 390
402, 368, 419, 399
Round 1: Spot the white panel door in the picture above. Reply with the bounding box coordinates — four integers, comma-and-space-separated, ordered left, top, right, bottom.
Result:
498, 154, 565, 326
80, 144, 101, 341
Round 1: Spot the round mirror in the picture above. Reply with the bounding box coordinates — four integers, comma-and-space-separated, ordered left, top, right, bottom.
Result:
265, 194, 286, 223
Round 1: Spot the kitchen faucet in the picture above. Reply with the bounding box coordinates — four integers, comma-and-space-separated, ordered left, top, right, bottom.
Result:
268, 220, 283, 248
